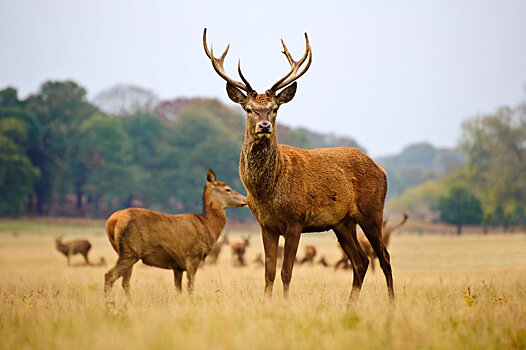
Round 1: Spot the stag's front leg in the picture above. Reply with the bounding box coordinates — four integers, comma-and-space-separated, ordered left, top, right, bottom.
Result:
281, 227, 301, 298
262, 228, 279, 299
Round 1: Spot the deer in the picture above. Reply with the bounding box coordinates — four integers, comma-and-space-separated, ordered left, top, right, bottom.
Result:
205, 234, 229, 265
104, 169, 247, 300
298, 245, 317, 265
203, 28, 394, 305
55, 236, 92, 265
231, 236, 250, 266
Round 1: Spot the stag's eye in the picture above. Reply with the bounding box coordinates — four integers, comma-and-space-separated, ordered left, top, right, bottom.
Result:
225, 188, 231, 192
246, 108, 252, 114
273, 108, 278, 114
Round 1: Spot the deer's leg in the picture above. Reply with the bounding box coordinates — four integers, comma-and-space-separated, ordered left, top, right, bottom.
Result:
83, 252, 90, 265
334, 221, 369, 306
185, 259, 200, 294
281, 226, 301, 298
104, 256, 138, 300
121, 265, 134, 296
360, 218, 395, 304
173, 269, 183, 293
261, 227, 279, 299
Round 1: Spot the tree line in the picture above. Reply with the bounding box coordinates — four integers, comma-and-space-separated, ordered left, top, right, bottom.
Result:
0, 81, 362, 219
389, 100, 526, 233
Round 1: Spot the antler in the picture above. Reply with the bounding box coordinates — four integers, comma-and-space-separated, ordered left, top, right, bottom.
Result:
270, 33, 312, 92
203, 28, 254, 93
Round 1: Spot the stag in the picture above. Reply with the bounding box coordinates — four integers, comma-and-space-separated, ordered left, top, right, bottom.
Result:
104, 169, 247, 298
55, 237, 92, 265
204, 29, 394, 304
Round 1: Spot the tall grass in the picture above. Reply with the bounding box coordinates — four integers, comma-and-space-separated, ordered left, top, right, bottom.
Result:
1, 219, 526, 349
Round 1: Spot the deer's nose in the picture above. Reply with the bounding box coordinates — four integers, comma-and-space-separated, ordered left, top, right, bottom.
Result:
257, 122, 272, 133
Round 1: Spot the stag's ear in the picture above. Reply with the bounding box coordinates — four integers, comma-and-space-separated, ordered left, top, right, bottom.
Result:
206, 168, 217, 183
276, 82, 297, 105
226, 82, 246, 105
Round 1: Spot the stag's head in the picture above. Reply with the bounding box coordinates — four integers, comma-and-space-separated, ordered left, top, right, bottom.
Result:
203, 28, 312, 141
205, 168, 247, 209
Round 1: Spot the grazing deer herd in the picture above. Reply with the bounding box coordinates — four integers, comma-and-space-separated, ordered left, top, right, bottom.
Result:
50, 28, 400, 308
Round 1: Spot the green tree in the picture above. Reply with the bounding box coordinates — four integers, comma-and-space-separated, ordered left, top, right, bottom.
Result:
438, 185, 483, 234
0, 134, 39, 216
459, 106, 526, 209
77, 114, 133, 217
25, 81, 97, 214
0, 88, 41, 216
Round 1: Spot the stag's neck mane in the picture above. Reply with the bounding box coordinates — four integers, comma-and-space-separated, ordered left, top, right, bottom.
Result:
200, 187, 226, 242
240, 133, 283, 200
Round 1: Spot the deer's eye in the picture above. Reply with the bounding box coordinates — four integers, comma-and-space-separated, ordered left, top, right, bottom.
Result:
273, 108, 278, 114
225, 188, 231, 192
246, 108, 252, 114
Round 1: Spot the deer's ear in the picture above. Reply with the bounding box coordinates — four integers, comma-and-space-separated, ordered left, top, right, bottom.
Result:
276, 82, 297, 105
206, 168, 217, 183
226, 83, 246, 105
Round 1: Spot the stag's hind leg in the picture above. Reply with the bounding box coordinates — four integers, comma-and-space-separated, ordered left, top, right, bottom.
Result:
104, 256, 138, 300
173, 269, 183, 293
121, 265, 134, 296
334, 220, 369, 306
359, 218, 395, 304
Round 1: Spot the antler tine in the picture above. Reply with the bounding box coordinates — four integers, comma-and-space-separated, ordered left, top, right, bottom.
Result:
203, 28, 252, 93
270, 33, 312, 92
238, 60, 254, 93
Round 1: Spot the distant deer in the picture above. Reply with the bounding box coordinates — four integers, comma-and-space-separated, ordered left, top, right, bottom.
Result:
335, 214, 408, 272
104, 169, 247, 299
298, 245, 317, 265
204, 29, 394, 305
55, 236, 92, 265
205, 234, 229, 265
318, 256, 329, 267
231, 236, 250, 266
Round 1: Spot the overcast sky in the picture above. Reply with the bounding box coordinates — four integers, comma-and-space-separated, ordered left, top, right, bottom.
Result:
1, 0, 525, 156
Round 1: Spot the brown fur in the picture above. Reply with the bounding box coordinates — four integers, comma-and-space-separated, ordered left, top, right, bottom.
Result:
205, 31, 394, 305
103, 169, 247, 299
231, 236, 250, 266
55, 237, 91, 265
299, 245, 317, 264
239, 111, 394, 304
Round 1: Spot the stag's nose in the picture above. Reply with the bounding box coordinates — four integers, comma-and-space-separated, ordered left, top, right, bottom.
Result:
257, 122, 272, 133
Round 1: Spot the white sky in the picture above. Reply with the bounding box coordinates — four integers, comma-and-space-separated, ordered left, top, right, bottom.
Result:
1, 0, 525, 156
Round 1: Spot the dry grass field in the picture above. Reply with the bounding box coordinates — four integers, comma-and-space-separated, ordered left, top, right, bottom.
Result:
1, 218, 526, 350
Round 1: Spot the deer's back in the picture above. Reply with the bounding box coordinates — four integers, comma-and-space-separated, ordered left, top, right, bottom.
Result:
106, 208, 213, 269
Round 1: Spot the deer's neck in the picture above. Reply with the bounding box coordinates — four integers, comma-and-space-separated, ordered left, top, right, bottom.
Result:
200, 192, 226, 243
240, 133, 282, 200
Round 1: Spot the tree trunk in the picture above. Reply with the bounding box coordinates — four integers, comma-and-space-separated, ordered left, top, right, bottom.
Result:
456, 224, 462, 235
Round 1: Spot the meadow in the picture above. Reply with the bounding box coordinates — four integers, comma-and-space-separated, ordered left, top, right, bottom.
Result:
1, 218, 526, 350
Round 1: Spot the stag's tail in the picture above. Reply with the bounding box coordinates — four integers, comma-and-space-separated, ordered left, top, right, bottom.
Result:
106, 210, 132, 254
